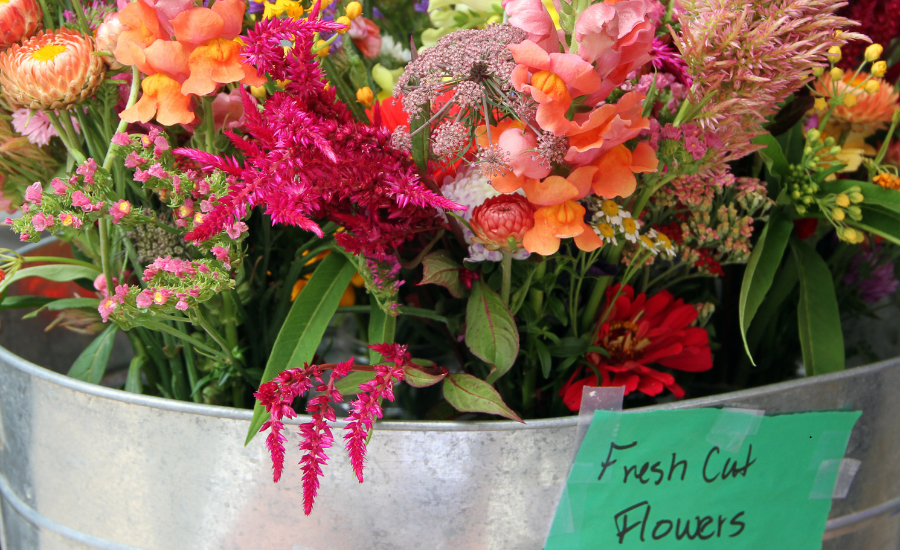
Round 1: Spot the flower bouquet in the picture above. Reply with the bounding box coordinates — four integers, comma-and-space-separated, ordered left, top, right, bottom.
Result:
2, 0, 900, 517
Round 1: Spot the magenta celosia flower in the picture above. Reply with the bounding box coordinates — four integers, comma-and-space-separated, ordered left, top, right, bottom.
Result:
176, 16, 464, 260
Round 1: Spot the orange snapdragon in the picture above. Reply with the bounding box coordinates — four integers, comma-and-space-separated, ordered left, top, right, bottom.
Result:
114, 0, 264, 125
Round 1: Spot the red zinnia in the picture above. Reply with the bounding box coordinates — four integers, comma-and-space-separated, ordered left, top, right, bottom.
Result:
560, 284, 713, 411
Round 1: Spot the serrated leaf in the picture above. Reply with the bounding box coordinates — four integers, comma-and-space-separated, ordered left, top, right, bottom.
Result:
246, 252, 357, 445
403, 365, 447, 388
68, 324, 117, 384
790, 236, 844, 375
442, 373, 522, 422
739, 208, 792, 364
466, 280, 519, 383
419, 250, 465, 298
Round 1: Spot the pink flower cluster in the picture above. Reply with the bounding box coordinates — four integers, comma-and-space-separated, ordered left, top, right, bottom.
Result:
255, 343, 417, 515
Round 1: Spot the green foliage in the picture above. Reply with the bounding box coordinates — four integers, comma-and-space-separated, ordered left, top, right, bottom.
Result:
442, 373, 522, 422
465, 280, 519, 383
68, 324, 118, 385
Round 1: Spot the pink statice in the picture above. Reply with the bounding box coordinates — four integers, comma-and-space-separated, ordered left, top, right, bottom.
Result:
50, 178, 68, 195
211, 246, 231, 269
58, 212, 83, 229
76, 159, 97, 184
124, 152, 146, 169
111, 132, 131, 146
11, 109, 80, 147
24, 182, 41, 204
109, 199, 131, 223
136, 289, 154, 308
98, 296, 119, 322
31, 212, 53, 232
674, 0, 864, 162
176, 17, 463, 260
152, 288, 172, 305
71, 191, 103, 212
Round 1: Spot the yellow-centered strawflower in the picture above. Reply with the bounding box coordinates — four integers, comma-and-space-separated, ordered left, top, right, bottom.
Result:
865, 44, 883, 62
0, 0, 42, 49
0, 29, 105, 110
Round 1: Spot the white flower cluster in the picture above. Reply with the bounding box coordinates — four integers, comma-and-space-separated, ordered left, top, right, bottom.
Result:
587, 198, 675, 257
379, 35, 412, 63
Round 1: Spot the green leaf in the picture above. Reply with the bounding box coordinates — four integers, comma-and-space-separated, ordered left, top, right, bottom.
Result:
125, 355, 145, 394
336, 371, 376, 396
418, 250, 465, 298
21, 297, 100, 319
821, 180, 900, 215
0, 295, 54, 310
68, 324, 118, 384
466, 280, 519, 383
1, 265, 100, 293
752, 132, 789, 182
790, 236, 844, 376
410, 103, 431, 173
739, 208, 793, 364
548, 337, 589, 358
442, 373, 522, 422
848, 206, 900, 246
509, 265, 536, 316
245, 252, 358, 445
534, 338, 552, 378
403, 365, 447, 388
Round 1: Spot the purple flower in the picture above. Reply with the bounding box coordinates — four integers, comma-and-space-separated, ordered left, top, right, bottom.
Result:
844, 247, 899, 303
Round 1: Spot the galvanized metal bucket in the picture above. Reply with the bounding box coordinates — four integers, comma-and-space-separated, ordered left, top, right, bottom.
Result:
1, 337, 899, 550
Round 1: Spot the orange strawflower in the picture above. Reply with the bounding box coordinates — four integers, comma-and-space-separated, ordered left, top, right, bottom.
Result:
0, 29, 106, 110
815, 72, 899, 134
0, 0, 42, 49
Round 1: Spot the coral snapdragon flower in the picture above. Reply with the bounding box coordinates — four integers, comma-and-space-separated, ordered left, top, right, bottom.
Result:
564, 90, 652, 165
560, 284, 713, 410
0, 29, 106, 110
523, 199, 599, 255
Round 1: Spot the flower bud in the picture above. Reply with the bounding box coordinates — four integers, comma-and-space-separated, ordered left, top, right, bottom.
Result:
847, 205, 862, 220
839, 227, 858, 243
830, 67, 844, 81
94, 13, 125, 69
470, 194, 536, 252
336, 15, 351, 33
849, 192, 864, 203
864, 80, 880, 94
828, 46, 842, 64
315, 39, 329, 57
832, 208, 845, 221
842, 94, 857, 108
829, 145, 842, 155
835, 193, 850, 207
807, 128, 821, 142
865, 43, 883, 62
812, 66, 824, 77
355, 86, 374, 107
345, 1, 362, 19
813, 97, 827, 111
873, 61, 887, 78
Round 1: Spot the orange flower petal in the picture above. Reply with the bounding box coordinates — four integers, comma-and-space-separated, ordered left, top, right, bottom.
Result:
630, 141, 658, 173
574, 227, 602, 251
182, 37, 243, 96
523, 225, 561, 255
535, 201, 587, 237
142, 39, 190, 81
241, 66, 267, 87
490, 171, 526, 193
172, 7, 224, 46
121, 73, 195, 126
592, 145, 637, 198
211, 0, 245, 39
523, 175, 579, 206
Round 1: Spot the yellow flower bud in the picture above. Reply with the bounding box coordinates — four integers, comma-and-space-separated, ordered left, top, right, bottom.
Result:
315, 39, 329, 57
336, 15, 351, 32
865, 80, 880, 94
250, 85, 267, 100
832, 208, 845, 221
814, 97, 828, 111
356, 86, 374, 108
827, 45, 842, 64
865, 43, 883, 62
812, 66, 824, 77
345, 1, 362, 19
836, 193, 850, 207
830, 67, 844, 81
873, 61, 887, 78
849, 192, 864, 203
843, 93, 857, 108
840, 227, 858, 243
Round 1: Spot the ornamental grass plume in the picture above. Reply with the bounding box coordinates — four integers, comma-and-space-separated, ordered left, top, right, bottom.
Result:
673, 0, 864, 162
0, 29, 106, 110
0, 0, 41, 49
176, 16, 464, 261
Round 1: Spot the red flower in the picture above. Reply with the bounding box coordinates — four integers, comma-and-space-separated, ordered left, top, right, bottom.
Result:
793, 218, 818, 240
560, 284, 713, 411
470, 194, 536, 252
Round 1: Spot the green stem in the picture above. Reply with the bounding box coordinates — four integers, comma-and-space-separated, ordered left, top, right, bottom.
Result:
529, 260, 547, 316
59, 112, 86, 160
97, 219, 114, 296
580, 247, 622, 331
221, 292, 239, 351
45, 111, 86, 164
875, 109, 900, 165
35, 0, 53, 28
500, 250, 512, 307
68, 0, 92, 35
202, 97, 216, 154
194, 308, 236, 365
103, 65, 141, 172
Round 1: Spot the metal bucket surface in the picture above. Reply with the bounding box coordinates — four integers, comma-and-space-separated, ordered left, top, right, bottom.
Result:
0, 338, 899, 549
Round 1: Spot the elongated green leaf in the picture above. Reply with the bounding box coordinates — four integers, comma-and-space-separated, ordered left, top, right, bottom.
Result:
369, 299, 397, 364
848, 206, 900, 246
548, 337, 589, 358
822, 180, 900, 215
410, 103, 431, 173
1, 265, 99, 293
22, 297, 100, 319
68, 324, 118, 384
466, 280, 519, 383
739, 208, 793, 364
336, 371, 376, 396
0, 296, 54, 310
403, 366, 447, 388
442, 373, 522, 422
534, 338, 552, 379
125, 355, 145, 394
246, 252, 357, 445
752, 132, 789, 182
790, 236, 844, 376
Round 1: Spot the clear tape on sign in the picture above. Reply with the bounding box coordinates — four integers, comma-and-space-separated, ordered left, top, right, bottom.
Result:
810, 458, 862, 500
705, 407, 764, 454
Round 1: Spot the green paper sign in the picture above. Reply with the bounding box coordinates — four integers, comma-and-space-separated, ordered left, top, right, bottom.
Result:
546, 408, 860, 549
